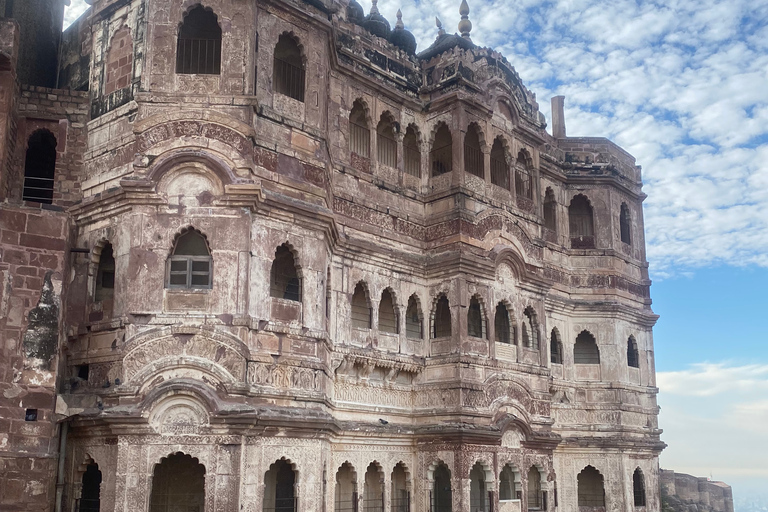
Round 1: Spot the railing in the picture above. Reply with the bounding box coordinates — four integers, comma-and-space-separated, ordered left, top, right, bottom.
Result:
429, 490, 452, 512
176, 37, 221, 74
273, 57, 305, 101
263, 497, 298, 512
490, 157, 508, 189
464, 144, 483, 178
377, 133, 397, 168
391, 491, 411, 512
350, 122, 370, 158
22, 175, 54, 204
430, 145, 452, 177
404, 146, 421, 177
336, 492, 359, 512
363, 495, 384, 512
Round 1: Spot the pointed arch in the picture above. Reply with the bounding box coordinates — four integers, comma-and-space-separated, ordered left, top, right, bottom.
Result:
627, 335, 640, 368
490, 136, 510, 189
522, 306, 538, 349
351, 281, 372, 329
403, 124, 421, 177
273, 32, 305, 101
464, 123, 484, 179
391, 462, 411, 512
377, 111, 398, 168
543, 187, 556, 232
633, 467, 646, 507
405, 294, 423, 340
569, 194, 595, 248
270, 243, 301, 302
378, 287, 399, 334
494, 301, 512, 344
22, 129, 57, 204
620, 202, 632, 245
166, 227, 212, 289
430, 122, 453, 177
363, 462, 384, 512
430, 461, 452, 512
469, 461, 490, 512
467, 294, 487, 339
550, 327, 563, 364
431, 293, 451, 338
527, 465, 544, 509
499, 463, 521, 501
335, 462, 358, 512
577, 466, 605, 507
574, 330, 600, 364
264, 458, 298, 512
515, 149, 533, 199
176, 5, 221, 74
149, 452, 206, 512
350, 99, 371, 158
79, 461, 102, 512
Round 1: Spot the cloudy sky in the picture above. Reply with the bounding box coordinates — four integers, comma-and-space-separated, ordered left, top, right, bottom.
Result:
64, 0, 768, 503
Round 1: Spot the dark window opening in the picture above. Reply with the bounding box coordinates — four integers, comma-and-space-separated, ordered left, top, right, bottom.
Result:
515, 150, 533, 200
176, 5, 222, 75
405, 294, 423, 340
432, 464, 452, 512
431, 124, 452, 177
166, 229, 212, 289
325, 267, 331, 320
432, 294, 451, 338
149, 453, 206, 512
523, 307, 538, 349
620, 202, 632, 245
350, 101, 370, 158
335, 463, 357, 512
577, 466, 605, 507
569, 194, 595, 249
377, 114, 397, 168
22, 129, 57, 204
467, 296, 484, 338
378, 289, 398, 334
543, 188, 556, 232
264, 459, 297, 512
627, 336, 640, 368
499, 465, 519, 501
77, 364, 90, 381
490, 138, 509, 189
464, 125, 483, 179
404, 125, 421, 178
550, 328, 563, 364
363, 463, 384, 512
25, 408, 37, 421
351, 282, 371, 329
469, 463, 488, 512
494, 303, 510, 344
79, 462, 102, 512
273, 34, 305, 102
527, 467, 542, 510
270, 244, 301, 302
633, 468, 646, 507
95, 243, 115, 302
574, 331, 600, 364
391, 463, 410, 512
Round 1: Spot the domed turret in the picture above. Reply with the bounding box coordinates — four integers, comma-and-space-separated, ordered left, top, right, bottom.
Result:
347, 0, 365, 24
363, 0, 391, 39
389, 9, 417, 55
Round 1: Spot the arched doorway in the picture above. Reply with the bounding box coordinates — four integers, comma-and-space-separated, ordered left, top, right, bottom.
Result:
469, 462, 489, 512
431, 463, 452, 512
149, 452, 206, 512
264, 459, 297, 512
79, 461, 102, 512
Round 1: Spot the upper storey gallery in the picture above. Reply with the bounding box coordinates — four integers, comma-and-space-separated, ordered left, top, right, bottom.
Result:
57, 0, 646, 261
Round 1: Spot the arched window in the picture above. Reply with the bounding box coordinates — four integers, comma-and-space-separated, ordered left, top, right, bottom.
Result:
467, 296, 485, 338
515, 150, 533, 200
335, 463, 357, 512
499, 464, 521, 501
263, 459, 297, 512
351, 282, 371, 329
490, 138, 509, 189
403, 125, 420, 178
469, 462, 488, 512
494, 302, 511, 344
176, 5, 221, 75
79, 462, 101, 512
432, 463, 452, 512
378, 289, 398, 334
527, 467, 542, 510
577, 466, 605, 507
431, 124, 452, 177
523, 307, 538, 349
377, 113, 397, 168
405, 294, 422, 340
432, 294, 451, 338
543, 187, 556, 232
627, 336, 640, 368
633, 468, 646, 507
569, 194, 595, 249
620, 203, 632, 245
464, 125, 483, 178
391, 463, 410, 512
149, 453, 206, 512
574, 331, 600, 364
95, 243, 115, 303
363, 463, 384, 512
22, 129, 57, 204
550, 328, 563, 364
167, 228, 212, 289
270, 244, 301, 301
349, 100, 370, 158
273, 34, 305, 101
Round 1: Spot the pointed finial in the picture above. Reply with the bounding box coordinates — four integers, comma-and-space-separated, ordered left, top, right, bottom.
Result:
436, 16, 445, 36
458, 0, 472, 39
395, 9, 404, 30
370, 0, 379, 14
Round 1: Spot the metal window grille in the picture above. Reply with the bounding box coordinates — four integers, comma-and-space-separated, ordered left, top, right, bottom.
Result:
405, 299, 422, 340
378, 291, 398, 334
335, 492, 358, 512
363, 495, 384, 512
490, 156, 508, 189
391, 491, 410, 512
494, 304, 510, 343
431, 144, 452, 177
429, 489, 452, 512
167, 256, 212, 289
22, 175, 55, 203
273, 57, 305, 101
528, 490, 542, 509
377, 131, 397, 168
633, 472, 646, 507
464, 144, 483, 178
515, 170, 532, 198
351, 286, 371, 329
176, 37, 221, 74
404, 144, 420, 177
263, 497, 298, 512
574, 335, 600, 364
467, 300, 483, 338
433, 296, 451, 338
350, 121, 370, 158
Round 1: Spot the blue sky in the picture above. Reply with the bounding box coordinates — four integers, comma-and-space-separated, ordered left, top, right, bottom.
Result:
64, 0, 768, 504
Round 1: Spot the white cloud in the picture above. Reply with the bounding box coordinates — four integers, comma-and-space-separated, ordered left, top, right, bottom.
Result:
64, 0, 89, 30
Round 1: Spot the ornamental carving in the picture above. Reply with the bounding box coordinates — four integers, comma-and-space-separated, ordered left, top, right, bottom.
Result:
247, 361, 321, 391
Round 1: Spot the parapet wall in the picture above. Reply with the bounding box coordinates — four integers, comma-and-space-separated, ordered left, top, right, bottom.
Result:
660, 469, 734, 512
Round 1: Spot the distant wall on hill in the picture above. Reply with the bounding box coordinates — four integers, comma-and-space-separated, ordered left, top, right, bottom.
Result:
660, 469, 734, 512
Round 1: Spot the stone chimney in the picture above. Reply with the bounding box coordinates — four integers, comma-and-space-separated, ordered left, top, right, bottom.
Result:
551, 95, 566, 139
